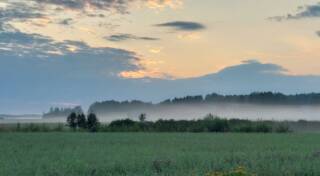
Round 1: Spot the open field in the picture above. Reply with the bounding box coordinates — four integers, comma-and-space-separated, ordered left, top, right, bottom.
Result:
1, 133, 320, 176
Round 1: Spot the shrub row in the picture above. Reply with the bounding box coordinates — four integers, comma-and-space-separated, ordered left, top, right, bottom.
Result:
0, 123, 66, 132
0, 114, 291, 133
100, 114, 290, 133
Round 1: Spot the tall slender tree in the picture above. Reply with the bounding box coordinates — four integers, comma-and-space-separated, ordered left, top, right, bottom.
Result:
139, 113, 146, 122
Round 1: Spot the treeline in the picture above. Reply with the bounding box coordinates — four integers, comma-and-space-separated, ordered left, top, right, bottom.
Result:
0, 114, 291, 133
89, 92, 320, 115
204, 92, 320, 104
43, 106, 83, 118
100, 114, 290, 133
42, 92, 320, 118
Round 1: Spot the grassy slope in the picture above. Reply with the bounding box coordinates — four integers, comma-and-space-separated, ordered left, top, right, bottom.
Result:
0, 133, 320, 176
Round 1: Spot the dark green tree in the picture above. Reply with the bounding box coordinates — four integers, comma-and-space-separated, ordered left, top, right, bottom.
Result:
87, 113, 99, 132
139, 113, 146, 122
67, 112, 77, 131
77, 113, 87, 129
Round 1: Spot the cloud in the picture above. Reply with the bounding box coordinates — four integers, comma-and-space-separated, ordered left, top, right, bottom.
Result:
34, 0, 130, 14
0, 28, 142, 75
59, 18, 73, 25
269, 2, 320, 21
0, 27, 88, 57
33, 0, 182, 14
118, 70, 172, 79
155, 21, 205, 31
0, 2, 50, 31
87, 13, 106, 18
0, 0, 184, 32
0, 2, 44, 21
50, 102, 81, 108
0, 26, 163, 113
217, 60, 288, 77
317, 31, 320, 37
146, 0, 182, 9
0, 30, 56, 55
177, 32, 201, 40
149, 47, 162, 54
105, 33, 160, 42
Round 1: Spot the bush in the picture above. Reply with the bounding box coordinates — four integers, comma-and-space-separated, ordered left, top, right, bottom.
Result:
275, 123, 291, 133
203, 114, 230, 132
235, 124, 255, 133
23, 123, 41, 132
109, 119, 136, 128
15, 123, 21, 132
108, 119, 137, 132
255, 122, 272, 133
53, 123, 65, 132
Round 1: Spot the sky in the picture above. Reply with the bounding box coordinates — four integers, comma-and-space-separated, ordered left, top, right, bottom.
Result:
1, 0, 320, 113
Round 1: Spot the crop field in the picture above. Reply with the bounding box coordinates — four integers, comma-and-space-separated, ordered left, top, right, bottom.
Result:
1, 133, 320, 176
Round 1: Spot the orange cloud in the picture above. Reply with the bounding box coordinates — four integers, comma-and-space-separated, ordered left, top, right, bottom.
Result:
119, 70, 170, 79
30, 17, 52, 27
178, 32, 201, 40
146, 0, 183, 9
149, 47, 163, 54
119, 56, 170, 79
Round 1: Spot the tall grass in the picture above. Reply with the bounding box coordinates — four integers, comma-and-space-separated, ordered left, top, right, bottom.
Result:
0, 133, 320, 176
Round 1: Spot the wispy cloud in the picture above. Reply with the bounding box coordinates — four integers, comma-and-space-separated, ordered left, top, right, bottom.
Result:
50, 102, 81, 108
149, 47, 162, 54
0, 0, 183, 30
33, 0, 183, 15
177, 32, 201, 40
0, 2, 45, 27
34, 0, 131, 14
59, 18, 73, 25
269, 2, 320, 21
146, 0, 182, 9
155, 21, 205, 31
105, 33, 160, 42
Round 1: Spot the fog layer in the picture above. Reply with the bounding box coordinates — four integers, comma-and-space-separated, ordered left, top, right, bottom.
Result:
2, 103, 320, 123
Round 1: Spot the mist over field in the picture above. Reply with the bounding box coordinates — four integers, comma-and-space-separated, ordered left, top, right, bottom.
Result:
2, 103, 320, 123
93, 103, 320, 122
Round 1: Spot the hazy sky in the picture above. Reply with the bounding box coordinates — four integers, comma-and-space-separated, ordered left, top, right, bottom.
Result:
1, 0, 320, 78
1, 0, 320, 113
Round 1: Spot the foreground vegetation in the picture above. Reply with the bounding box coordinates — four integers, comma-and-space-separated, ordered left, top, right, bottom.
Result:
1, 133, 320, 176
102, 114, 290, 133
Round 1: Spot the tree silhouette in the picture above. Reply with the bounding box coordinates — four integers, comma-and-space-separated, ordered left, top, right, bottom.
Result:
87, 113, 99, 132
67, 112, 77, 131
77, 113, 87, 129
139, 113, 146, 122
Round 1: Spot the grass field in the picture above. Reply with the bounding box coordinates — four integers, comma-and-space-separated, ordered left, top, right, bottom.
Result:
1, 133, 320, 176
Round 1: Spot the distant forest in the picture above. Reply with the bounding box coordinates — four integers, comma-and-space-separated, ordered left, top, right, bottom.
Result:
43, 106, 83, 118
44, 92, 320, 117
89, 92, 320, 114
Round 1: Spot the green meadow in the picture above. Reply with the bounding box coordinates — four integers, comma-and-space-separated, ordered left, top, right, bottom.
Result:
1, 133, 320, 176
